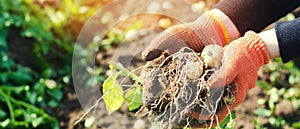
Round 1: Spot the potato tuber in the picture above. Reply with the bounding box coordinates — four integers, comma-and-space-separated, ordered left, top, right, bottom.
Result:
200, 44, 224, 68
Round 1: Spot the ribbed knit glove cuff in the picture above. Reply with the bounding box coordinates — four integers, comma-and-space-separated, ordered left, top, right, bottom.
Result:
241, 31, 270, 70
187, 12, 227, 49
190, 9, 240, 49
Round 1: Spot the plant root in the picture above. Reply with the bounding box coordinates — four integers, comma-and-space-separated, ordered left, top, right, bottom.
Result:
140, 47, 236, 128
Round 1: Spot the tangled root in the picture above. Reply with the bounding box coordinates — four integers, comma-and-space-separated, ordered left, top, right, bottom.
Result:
140, 47, 236, 128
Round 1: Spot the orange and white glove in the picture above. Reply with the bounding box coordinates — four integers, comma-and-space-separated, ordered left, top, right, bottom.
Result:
142, 9, 240, 61
189, 31, 271, 127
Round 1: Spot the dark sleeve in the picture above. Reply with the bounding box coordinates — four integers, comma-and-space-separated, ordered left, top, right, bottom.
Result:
214, 0, 300, 35
275, 17, 300, 63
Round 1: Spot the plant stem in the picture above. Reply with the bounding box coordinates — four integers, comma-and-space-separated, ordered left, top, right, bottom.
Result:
110, 61, 142, 83
0, 86, 56, 122
0, 88, 15, 123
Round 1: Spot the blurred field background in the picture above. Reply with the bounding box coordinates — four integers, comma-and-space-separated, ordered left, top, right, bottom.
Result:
0, 0, 300, 129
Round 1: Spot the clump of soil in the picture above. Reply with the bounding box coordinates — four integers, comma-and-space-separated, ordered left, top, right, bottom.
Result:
140, 46, 236, 128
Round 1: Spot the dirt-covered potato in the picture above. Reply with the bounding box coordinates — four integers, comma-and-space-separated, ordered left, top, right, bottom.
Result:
183, 59, 203, 80
201, 44, 224, 68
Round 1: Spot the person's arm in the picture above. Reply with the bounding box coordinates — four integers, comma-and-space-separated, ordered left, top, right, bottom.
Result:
258, 17, 300, 62
276, 17, 300, 62
143, 0, 300, 61
258, 29, 280, 59
215, 0, 300, 35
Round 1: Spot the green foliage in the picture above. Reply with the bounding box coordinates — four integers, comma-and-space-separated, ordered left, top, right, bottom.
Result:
100, 29, 125, 50
253, 118, 267, 129
255, 59, 300, 128
84, 116, 95, 128
0, 0, 100, 128
256, 80, 270, 91
269, 116, 286, 128
103, 72, 124, 114
93, 20, 141, 51
102, 62, 143, 113
125, 20, 143, 32
0, 86, 59, 129
217, 111, 236, 129
284, 13, 295, 21
125, 86, 143, 111
293, 121, 300, 129
254, 108, 272, 118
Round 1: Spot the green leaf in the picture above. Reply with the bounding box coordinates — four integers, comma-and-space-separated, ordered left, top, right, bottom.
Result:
103, 72, 124, 114
47, 88, 63, 101
0, 0, 9, 12
62, 76, 70, 84
256, 99, 266, 105
84, 116, 95, 128
8, 86, 24, 94
29, 92, 37, 104
97, 76, 106, 83
256, 80, 270, 91
0, 28, 8, 49
285, 13, 295, 21
41, 43, 49, 54
0, 73, 8, 83
0, 57, 14, 70
291, 99, 300, 110
86, 77, 97, 87
13, 109, 24, 118
126, 21, 142, 32
48, 99, 59, 108
125, 86, 143, 111
0, 119, 9, 127
51, 120, 59, 129
269, 92, 279, 103
269, 117, 286, 128
219, 111, 236, 128
289, 74, 300, 85
253, 118, 267, 129
24, 113, 33, 123
32, 117, 43, 128
284, 61, 294, 69
254, 108, 272, 117
270, 72, 280, 84
292, 121, 300, 128
7, 66, 33, 84
225, 121, 236, 129
0, 109, 7, 119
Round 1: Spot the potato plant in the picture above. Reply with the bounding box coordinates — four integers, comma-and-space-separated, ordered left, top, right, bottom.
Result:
99, 45, 237, 129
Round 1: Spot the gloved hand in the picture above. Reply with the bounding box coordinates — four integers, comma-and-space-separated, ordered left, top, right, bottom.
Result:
188, 31, 271, 127
142, 10, 235, 61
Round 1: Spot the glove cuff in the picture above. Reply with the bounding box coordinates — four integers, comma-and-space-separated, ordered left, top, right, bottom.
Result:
243, 31, 271, 68
210, 9, 240, 41
206, 12, 228, 45
193, 9, 240, 47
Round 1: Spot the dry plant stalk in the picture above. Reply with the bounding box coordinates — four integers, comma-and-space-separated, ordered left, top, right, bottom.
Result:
140, 46, 236, 128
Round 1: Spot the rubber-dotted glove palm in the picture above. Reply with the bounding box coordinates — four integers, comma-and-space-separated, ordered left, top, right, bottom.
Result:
189, 31, 270, 128
142, 11, 231, 61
